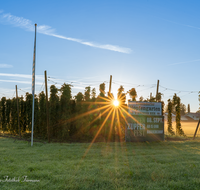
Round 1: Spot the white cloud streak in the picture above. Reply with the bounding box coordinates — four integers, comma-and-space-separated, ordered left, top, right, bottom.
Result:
0, 64, 13, 68
0, 79, 43, 85
0, 73, 43, 80
162, 18, 200, 30
0, 12, 132, 54
168, 59, 200, 66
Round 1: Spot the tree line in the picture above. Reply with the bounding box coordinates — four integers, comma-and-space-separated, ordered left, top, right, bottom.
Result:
0, 82, 185, 141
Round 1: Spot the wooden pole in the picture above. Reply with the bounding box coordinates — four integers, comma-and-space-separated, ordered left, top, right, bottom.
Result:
193, 119, 200, 140
156, 80, 159, 101
45, 70, 50, 143
108, 75, 112, 98
16, 85, 21, 138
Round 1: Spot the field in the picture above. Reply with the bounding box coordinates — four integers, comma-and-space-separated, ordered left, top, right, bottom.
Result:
0, 137, 200, 190
164, 121, 199, 137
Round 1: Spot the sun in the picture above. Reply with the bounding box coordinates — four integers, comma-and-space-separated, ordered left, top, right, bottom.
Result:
113, 99, 119, 107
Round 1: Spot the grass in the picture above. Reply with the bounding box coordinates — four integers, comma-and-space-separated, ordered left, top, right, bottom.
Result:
0, 137, 200, 190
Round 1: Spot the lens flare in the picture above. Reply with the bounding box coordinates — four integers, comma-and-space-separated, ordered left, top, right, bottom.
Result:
113, 99, 119, 107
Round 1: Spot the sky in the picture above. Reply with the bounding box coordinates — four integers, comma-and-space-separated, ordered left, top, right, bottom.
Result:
0, 0, 200, 112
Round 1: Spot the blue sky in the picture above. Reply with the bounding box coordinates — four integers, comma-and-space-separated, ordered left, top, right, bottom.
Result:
0, 0, 200, 112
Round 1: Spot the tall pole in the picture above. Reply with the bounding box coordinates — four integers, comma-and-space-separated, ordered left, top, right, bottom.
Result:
31, 24, 37, 146
156, 80, 159, 102
193, 119, 200, 140
109, 75, 112, 98
16, 85, 21, 138
45, 70, 50, 143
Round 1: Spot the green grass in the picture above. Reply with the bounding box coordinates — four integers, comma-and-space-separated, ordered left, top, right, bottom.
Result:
0, 137, 200, 190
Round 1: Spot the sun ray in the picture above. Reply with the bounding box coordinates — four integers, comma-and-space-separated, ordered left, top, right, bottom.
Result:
52, 104, 111, 127
82, 107, 114, 158
121, 104, 147, 116
76, 106, 114, 136
120, 106, 144, 126
118, 107, 129, 126
116, 108, 123, 142
108, 108, 116, 142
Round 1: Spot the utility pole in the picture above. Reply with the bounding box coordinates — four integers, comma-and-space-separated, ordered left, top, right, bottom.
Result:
16, 85, 21, 138
108, 75, 112, 98
31, 23, 37, 146
156, 80, 159, 102
45, 70, 50, 143
193, 119, 200, 140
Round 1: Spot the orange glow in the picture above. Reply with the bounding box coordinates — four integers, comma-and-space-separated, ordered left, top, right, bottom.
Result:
113, 99, 119, 107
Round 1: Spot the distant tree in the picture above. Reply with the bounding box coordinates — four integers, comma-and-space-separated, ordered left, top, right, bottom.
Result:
10, 97, 17, 133
84, 86, 91, 102
38, 91, 46, 137
173, 94, 185, 136
19, 96, 26, 133
156, 92, 162, 102
167, 99, 175, 135
118, 85, 126, 104
139, 96, 144, 101
99, 83, 105, 97
91, 88, 96, 102
5, 98, 11, 131
128, 88, 137, 101
60, 83, 72, 139
1, 97, 6, 132
34, 95, 39, 136
180, 103, 186, 116
25, 93, 33, 131
49, 85, 60, 138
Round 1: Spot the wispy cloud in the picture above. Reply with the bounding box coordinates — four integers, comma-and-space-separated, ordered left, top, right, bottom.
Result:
162, 18, 200, 30
168, 59, 200, 66
0, 73, 43, 79
0, 79, 43, 85
0, 64, 13, 68
0, 12, 132, 54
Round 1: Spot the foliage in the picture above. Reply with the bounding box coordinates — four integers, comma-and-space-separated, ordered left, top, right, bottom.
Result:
99, 83, 105, 97
173, 94, 185, 136
167, 99, 175, 135
49, 85, 60, 138
128, 88, 137, 101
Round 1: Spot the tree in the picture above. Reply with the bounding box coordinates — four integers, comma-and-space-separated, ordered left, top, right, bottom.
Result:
173, 94, 185, 136
99, 83, 105, 97
49, 85, 60, 138
19, 96, 26, 132
118, 85, 126, 104
91, 88, 96, 102
139, 96, 144, 101
60, 83, 72, 139
180, 103, 186, 116
156, 92, 162, 102
84, 86, 91, 102
6, 98, 11, 131
25, 93, 32, 131
1, 97, 6, 132
167, 99, 175, 135
38, 91, 46, 138
128, 88, 137, 101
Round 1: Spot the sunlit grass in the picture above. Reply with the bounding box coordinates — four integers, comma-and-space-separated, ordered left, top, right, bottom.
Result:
1, 137, 200, 189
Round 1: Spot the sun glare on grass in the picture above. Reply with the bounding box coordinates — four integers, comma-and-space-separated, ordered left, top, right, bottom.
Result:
113, 99, 119, 107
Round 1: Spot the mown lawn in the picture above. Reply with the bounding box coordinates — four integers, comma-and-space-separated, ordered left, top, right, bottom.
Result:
0, 137, 200, 190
